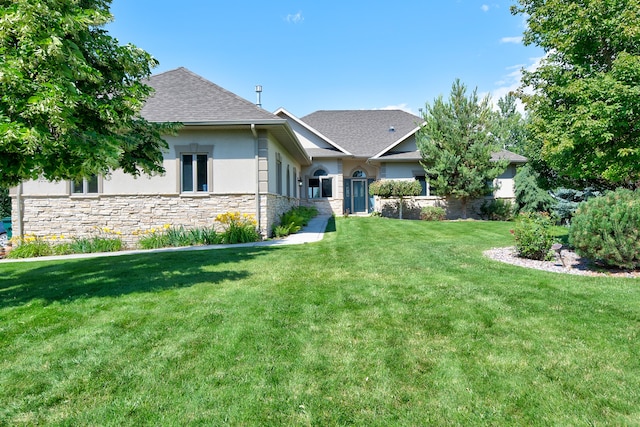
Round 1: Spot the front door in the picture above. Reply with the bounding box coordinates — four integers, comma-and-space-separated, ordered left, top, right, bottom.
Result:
352, 179, 367, 213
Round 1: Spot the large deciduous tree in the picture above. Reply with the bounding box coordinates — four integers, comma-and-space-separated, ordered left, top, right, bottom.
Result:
416, 79, 507, 219
0, 0, 178, 188
512, 0, 640, 186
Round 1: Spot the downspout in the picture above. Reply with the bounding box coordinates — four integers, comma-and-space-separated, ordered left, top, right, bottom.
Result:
251, 124, 261, 233
16, 182, 24, 239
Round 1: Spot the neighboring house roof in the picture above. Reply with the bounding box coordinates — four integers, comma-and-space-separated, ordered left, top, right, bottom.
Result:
491, 149, 528, 163
300, 110, 423, 157
141, 67, 281, 124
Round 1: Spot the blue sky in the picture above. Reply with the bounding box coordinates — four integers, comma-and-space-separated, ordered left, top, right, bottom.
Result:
108, 1, 543, 117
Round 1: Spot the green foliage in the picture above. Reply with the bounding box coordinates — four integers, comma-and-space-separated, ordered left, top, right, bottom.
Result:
494, 93, 529, 154
273, 206, 318, 238
70, 236, 123, 254
479, 199, 514, 221
512, 0, 640, 184
512, 212, 556, 261
216, 212, 260, 244
417, 79, 508, 218
0, 187, 10, 218
569, 188, 640, 269
0, 0, 180, 187
6, 237, 53, 259
8, 233, 124, 258
368, 179, 422, 198
550, 188, 601, 225
420, 206, 446, 221
514, 164, 555, 214
138, 226, 220, 249
369, 179, 422, 219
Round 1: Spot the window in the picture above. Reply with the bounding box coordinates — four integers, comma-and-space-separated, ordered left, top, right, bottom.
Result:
286, 165, 291, 197
276, 153, 282, 195
182, 154, 208, 192
293, 167, 298, 198
308, 169, 332, 198
352, 170, 366, 178
72, 175, 98, 194
415, 176, 436, 196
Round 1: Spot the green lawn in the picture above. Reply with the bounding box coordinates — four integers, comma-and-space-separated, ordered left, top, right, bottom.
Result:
1, 218, 639, 425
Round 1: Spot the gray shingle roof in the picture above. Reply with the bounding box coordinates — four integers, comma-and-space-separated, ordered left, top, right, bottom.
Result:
301, 110, 423, 157
491, 149, 528, 163
141, 67, 280, 123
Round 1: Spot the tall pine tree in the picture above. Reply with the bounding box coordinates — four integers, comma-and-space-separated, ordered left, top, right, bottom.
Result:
416, 79, 507, 218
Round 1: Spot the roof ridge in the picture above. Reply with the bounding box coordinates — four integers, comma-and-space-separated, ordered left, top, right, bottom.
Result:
177, 68, 279, 119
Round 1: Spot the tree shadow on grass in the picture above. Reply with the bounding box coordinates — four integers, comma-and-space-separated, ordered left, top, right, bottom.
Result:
0, 246, 274, 309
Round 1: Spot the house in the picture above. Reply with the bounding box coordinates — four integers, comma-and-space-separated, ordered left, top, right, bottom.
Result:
11, 68, 311, 244
279, 109, 527, 218
11, 67, 525, 242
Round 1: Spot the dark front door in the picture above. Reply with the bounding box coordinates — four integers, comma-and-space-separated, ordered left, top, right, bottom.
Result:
352, 179, 366, 213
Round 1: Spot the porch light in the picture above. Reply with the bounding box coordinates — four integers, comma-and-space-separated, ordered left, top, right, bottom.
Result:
297, 177, 303, 187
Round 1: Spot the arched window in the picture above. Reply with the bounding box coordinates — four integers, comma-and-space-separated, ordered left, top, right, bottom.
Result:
308, 169, 333, 198
352, 170, 366, 178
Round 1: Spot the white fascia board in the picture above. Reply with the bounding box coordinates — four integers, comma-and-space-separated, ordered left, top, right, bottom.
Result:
274, 108, 353, 156
370, 126, 422, 159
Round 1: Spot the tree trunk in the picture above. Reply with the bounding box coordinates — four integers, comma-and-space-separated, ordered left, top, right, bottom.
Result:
460, 198, 468, 219
398, 197, 404, 219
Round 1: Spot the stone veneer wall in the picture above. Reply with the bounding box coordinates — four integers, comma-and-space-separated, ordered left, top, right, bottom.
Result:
261, 194, 299, 237
375, 196, 515, 220
14, 194, 261, 246
301, 198, 342, 216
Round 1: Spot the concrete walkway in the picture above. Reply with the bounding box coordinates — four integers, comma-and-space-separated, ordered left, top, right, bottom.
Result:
1, 215, 332, 263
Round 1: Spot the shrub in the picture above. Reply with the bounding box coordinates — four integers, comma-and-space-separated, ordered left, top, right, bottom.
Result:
216, 212, 260, 244
479, 199, 513, 221
138, 225, 221, 249
512, 212, 556, 261
70, 236, 123, 253
420, 206, 446, 221
550, 187, 601, 225
513, 164, 555, 214
273, 206, 318, 237
569, 188, 640, 269
369, 180, 422, 219
6, 236, 53, 258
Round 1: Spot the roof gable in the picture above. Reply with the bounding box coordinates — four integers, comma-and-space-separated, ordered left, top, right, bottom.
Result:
141, 67, 280, 123
300, 110, 423, 157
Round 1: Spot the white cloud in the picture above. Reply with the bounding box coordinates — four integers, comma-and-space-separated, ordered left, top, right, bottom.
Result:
481, 4, 490, 12
500, 36, 523, 44
285, 11, 304, 24
375, 104, 417, 115
485, 55, 545, 115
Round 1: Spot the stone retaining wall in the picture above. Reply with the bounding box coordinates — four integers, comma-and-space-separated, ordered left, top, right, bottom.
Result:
375, 196, 515, 220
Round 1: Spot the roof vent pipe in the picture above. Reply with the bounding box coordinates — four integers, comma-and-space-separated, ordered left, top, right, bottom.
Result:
255, 85, 262, 108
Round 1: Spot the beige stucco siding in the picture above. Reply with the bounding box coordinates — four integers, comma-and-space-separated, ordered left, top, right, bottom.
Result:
494, 164, 518, 199
383, 162, 423, 179
286, 119, 335, 150
266, 134, 302, 196
390, 135, 418, 153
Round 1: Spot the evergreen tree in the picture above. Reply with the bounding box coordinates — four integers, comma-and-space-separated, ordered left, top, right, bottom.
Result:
416, 79, 507, 219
